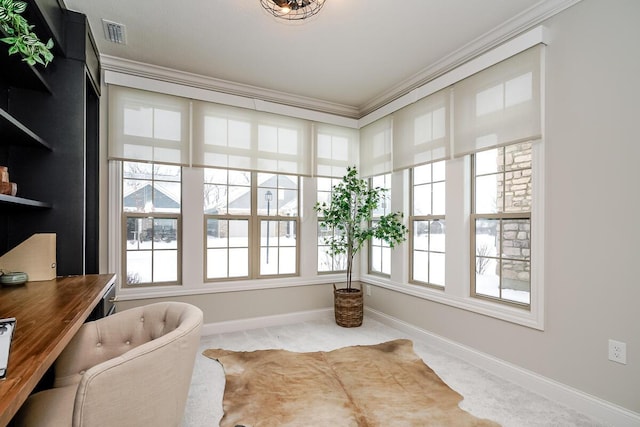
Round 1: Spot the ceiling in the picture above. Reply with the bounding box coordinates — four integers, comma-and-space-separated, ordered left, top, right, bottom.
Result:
62, 0, 573, 118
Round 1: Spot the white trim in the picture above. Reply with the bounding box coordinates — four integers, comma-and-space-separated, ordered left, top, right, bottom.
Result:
115, 273, 346, 301
102, 61, 359, 128
359, 25, 549, 128
95, 1, 579, 120
108, 161, 122, 282
201, 308, 333, 335
363, 275, 543, 330
358, 0, 579, 116
365, 307, 640, 427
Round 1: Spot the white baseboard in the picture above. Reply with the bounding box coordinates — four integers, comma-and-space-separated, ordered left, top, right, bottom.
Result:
365, 307, 640, 427
201, 308, 333, 336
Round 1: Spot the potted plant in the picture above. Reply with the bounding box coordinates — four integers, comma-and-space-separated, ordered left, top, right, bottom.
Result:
315, 166, 407, 327
0, 0, 54, 66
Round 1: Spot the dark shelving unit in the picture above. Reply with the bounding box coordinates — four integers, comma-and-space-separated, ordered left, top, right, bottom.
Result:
0, 107, 51, 150
0, 0, 100, 276
0, 52, 53, 93
0, 194, 52, 209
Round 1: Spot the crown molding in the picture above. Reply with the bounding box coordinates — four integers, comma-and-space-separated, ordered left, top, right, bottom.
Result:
358, 0, 582, 116
100, 55, 362, 119
100, 0, 580, 120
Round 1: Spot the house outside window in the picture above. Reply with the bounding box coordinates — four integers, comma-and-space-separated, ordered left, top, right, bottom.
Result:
204, 168, 251, 280
472, 142, 532, 307
122, 161, 181, 286
410, 161, 446, 287
257, 173, 299, 277
204, 168, 299, 281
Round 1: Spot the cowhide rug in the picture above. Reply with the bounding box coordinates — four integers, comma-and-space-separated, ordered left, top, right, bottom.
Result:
204, 339, 499, 427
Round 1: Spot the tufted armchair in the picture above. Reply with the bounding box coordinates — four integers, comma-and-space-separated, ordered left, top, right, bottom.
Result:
15, 302, 203, 427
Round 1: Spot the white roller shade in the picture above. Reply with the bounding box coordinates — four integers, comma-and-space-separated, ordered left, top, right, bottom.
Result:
359, 116, 392, 178
192, 101, 313, 175
453, 45, 542, 157
393, 88, 450, 170
108, 85, 191, 165
315, 123, 359, 178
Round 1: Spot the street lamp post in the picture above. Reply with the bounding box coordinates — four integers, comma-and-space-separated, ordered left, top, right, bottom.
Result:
265, 190, 273, 264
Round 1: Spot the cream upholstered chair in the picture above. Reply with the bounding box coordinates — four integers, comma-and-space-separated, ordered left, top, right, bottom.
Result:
15, 302, 203, 427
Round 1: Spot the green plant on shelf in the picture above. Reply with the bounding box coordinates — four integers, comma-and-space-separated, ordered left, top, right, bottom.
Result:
0, 0, 53, 67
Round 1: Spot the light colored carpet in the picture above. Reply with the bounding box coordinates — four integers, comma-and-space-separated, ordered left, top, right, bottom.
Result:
183, 314, 605, 426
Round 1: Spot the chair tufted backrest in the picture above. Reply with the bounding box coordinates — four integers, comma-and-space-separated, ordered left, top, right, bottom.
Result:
54, 302, 202, 388
46, 302, 203, 427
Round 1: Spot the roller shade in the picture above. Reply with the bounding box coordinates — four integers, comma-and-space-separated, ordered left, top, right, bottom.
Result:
359, 116, 392, 178
192, 100, 313, 175
453, 45, 542, 157
315, 123, 359, 178
108, 85, 191, 165
393, 88, 450, 170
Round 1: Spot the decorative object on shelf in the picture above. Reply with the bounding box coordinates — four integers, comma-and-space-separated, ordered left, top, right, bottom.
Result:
0, 182, 17, 196
0, 271, 28, 286
0, 166, 17, 196
0, 0, 54, 66
259, 0, 326, 21
314, 166, 408, 327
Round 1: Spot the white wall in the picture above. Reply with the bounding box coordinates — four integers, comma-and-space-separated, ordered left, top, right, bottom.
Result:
367, 0, 640, 412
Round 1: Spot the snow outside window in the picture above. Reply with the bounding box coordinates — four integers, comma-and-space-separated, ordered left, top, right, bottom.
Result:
472, 142, 532, 307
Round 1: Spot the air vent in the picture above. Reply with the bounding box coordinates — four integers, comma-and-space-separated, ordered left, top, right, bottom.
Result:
102, 19, 127, 45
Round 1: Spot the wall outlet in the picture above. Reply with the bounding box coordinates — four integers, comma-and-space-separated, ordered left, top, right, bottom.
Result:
366, 285, 372, 296
608, 339, 627, 364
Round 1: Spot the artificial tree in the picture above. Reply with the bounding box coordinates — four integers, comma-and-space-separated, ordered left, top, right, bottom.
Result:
315, 165, 407, 291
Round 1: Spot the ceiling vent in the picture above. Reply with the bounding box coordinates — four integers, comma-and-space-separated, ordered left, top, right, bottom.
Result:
102, 19, 127, 45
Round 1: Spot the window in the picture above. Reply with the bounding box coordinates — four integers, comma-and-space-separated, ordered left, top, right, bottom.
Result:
204, 168, 251, 280
204, 168, 299, 281
316, 177, 346, 273
108, 34, 544, 329
369, 173, 392, 275
411, 161, 446, 287
122, 162, 181, 286
472, 142, 532, 307
258, 173, 299, 276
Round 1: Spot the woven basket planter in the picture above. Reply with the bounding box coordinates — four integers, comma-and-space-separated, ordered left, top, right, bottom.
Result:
333, 284, 363, 328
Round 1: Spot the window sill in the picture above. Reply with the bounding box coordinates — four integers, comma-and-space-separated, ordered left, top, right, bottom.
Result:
115, 273, 346, 301
361, 274, 544, 330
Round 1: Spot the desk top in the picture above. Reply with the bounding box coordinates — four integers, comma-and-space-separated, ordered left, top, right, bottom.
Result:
0, 274, 116, 427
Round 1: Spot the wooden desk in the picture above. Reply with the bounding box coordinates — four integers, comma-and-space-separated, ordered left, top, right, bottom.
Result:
0, 274, 116, 427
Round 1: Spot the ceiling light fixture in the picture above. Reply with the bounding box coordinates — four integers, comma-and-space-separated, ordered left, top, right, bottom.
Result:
259, 0, 326, 21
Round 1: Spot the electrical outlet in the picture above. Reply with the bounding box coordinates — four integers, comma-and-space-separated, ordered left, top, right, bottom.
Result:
608, 339, 627, 364
366, 285, 372, 296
